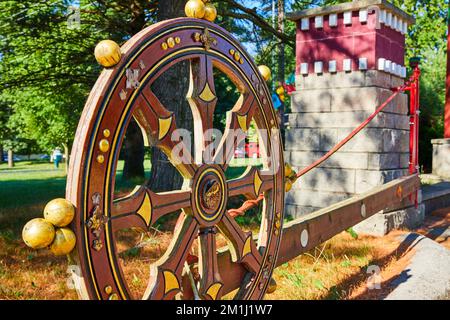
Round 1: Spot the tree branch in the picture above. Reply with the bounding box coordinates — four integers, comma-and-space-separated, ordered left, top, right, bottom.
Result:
216, 0, 295, 47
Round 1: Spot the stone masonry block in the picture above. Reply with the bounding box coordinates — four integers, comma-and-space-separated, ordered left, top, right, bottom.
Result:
353, 205, 424, 236
290, 151, 368, 169
285, 189, 352, 208
291, 88, 408, 114
289, 111, 385, 129
400, 153, 410, 169
329, 87, 407, 114
354, 169, 409, 194
432, 139, 450, 179
332, 128, 384, 153
285, 128, 321, 151
383, 129, 409, 153
295, 71, 405, 91
368, 153, 400, 170
291, 90, 331, 112
291, 167, 356, 193
383, 113, 410, 130
285, 204, 320, 219
288, 111, 409, 131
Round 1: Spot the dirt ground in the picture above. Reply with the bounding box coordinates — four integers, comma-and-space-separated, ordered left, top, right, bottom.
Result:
347, 208, 450, 300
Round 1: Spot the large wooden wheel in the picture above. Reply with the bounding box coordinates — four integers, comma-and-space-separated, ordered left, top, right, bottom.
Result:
67, 18, 284, 300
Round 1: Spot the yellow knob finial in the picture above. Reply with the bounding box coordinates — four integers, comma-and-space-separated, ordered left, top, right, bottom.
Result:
258, 65, 271, 81
185, 0, 206, 19
94, 40, 121, 68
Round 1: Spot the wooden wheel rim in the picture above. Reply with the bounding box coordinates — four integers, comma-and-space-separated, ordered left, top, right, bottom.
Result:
67, 18, 285, 300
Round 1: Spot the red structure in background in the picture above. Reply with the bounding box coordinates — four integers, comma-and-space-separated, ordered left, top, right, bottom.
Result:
445, 3, 450, 138
407, 61, 421, 175
292, 3, 413, 76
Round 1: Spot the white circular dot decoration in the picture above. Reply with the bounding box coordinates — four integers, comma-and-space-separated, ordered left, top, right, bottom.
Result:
300, 229, 309, 248
361, 203, 366, 218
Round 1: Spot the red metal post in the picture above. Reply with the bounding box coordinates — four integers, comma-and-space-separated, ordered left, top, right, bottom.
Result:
408, 64, 421, 175
445, 3, 450, 138
408, 61, 421, 207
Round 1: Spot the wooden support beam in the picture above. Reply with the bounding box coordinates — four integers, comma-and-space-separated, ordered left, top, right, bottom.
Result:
276, 174, 420, 266
204, 174, 420, 296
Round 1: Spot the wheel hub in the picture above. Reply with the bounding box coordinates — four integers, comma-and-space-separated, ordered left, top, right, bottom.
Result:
192, 166, 227, 226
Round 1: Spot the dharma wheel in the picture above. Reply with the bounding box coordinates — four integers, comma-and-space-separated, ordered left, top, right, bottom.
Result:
67, 18, 284, 300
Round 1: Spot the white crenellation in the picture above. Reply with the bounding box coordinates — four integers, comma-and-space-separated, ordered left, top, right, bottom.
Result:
386, 11, 392, 27
343, 11, 352, 25
384, 60, 391, 73
359, 57, 368, 70
315, 16, 323, 28
329, 13, 338, 27
314, 61, 324, 74
300, 63, 309, 75
300, 57, 405, 77
378, 58, 386, 71
379, 10, 386, 24
359, 9, 368, 23
329, 60, 337, 73
299, 8, 409, 37
301, 17, 309, 30
343, 59, 352, 72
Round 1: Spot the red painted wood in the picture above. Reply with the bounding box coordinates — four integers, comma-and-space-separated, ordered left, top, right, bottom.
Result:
295, 11, 406, 74
445, 4, 450, 138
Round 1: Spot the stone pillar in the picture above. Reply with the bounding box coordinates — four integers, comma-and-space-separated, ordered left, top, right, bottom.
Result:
432, 139, 450, 179
285, 0, 422, 235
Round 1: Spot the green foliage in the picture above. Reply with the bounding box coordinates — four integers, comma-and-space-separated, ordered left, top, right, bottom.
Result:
0, 0, 154, 152
0, 0, 448, 171
346, 227, 358, 240
391, 0, 447, 171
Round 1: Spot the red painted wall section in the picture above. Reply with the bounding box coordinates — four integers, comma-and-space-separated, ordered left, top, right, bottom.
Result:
295, 10, 406, 75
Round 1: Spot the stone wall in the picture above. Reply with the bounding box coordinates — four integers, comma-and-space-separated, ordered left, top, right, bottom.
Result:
285, 70, 410, 219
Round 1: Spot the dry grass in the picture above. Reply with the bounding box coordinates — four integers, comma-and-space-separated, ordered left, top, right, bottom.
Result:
2, 161, 449, 300
267, 230, 409, 300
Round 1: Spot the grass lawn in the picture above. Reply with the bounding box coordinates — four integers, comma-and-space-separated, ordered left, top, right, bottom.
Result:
0, 160, 419, 300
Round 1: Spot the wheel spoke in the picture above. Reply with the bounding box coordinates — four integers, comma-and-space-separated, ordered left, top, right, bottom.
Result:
133, 88, 197, 178
111, 186, 191, 231
217, 212, 262, 274
144, 213, 199, 300
227, 167, 274, 200
187, 55, 217, 163
212, 92, 258, 169
197, 227, 223, 300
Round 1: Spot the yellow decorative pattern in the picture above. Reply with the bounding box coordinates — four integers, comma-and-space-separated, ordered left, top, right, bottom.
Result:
163, 270, 180, 294
137, 192, 152, 225
158, 116, 173, 140
199, 83, 216, 102
97, 155, 104, 164
236, 114, 248, 132
254, 170, 262, 195
167, 37, 175, 48
99, 139, 109, 153
242, 236, 251, 258
206, 283, 223, 300
103, 129, 110, 138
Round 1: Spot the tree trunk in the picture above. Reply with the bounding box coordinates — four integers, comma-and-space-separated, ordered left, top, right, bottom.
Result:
0, 144, 3, 164
120, 0, 189, 191
63, 143, 69, 175
122, 120, 145, 181
146, 0, 192, 192
277, 0, 286, 146
8, 149, 14, 168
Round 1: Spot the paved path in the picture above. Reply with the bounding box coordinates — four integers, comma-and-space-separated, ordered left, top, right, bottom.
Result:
385, 232, 450, 300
